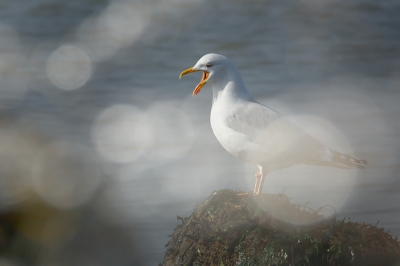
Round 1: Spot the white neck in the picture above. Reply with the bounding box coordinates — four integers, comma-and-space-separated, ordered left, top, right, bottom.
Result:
211, 68, 254, 104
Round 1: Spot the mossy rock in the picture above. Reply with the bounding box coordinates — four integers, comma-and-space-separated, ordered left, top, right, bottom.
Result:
161, 189, 400, 266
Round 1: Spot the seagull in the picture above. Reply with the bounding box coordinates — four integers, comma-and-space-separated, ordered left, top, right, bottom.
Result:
180, 53, 367, 195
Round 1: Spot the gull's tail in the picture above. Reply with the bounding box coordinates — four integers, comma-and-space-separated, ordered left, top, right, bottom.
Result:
324, 148, 368, 169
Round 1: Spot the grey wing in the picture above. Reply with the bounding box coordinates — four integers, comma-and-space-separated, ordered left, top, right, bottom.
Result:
226, 102, 329, 165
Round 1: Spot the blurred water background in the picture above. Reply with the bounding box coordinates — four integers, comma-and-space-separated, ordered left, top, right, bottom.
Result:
0, 0, 399, 265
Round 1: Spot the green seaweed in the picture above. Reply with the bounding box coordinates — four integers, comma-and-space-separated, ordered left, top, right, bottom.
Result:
161, 189, 400, 266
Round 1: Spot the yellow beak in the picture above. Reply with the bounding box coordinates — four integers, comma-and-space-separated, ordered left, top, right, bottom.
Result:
179, 67, 210, 96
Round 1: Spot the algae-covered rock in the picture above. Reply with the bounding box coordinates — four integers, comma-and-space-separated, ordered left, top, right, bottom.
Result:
161, 189, 400, 266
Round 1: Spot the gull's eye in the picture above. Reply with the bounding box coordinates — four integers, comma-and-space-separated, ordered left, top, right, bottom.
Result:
206, 63, 213, 68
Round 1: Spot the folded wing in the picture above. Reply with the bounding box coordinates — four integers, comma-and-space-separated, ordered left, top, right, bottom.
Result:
227, 101, 367, 169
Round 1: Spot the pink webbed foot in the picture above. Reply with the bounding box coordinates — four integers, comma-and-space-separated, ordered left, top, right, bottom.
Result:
236, 192, 250, 196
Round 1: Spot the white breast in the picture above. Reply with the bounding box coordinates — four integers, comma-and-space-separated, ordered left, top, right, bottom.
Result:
210, 93, 265, 165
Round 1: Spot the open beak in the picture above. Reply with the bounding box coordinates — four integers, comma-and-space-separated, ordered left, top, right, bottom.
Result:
179, 67, 210, 96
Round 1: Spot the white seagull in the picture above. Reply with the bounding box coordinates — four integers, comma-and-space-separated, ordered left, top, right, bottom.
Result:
180, 53, 367, 195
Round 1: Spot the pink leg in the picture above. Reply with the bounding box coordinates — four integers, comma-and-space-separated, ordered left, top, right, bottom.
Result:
253, 174, 261, 194
254, 167, 266, 195
255, 174, 265, 195
240, 168, 266, 196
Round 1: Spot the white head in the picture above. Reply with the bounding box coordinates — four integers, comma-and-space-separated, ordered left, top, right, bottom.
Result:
180, 53, 240, 96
